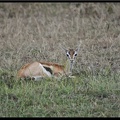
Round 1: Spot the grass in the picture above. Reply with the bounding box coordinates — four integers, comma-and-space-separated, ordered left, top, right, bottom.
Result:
0, 3, 120, 117
0, 71, 120, 117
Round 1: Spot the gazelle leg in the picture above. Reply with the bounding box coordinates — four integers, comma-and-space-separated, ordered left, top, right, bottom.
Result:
32, 76, 44, 81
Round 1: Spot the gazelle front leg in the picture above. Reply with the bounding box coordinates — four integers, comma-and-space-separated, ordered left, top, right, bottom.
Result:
32, 76, 44, 81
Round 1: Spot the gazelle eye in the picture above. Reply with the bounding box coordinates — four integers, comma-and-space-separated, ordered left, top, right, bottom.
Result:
74, 53, 77, 56
66, 54, 69, 57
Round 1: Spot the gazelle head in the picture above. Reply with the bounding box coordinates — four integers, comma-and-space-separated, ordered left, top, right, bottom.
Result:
60, 43, 80, 74
66, 48, 79, 64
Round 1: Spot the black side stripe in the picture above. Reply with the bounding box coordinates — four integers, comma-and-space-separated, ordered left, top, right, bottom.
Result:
43, 66, 53, 75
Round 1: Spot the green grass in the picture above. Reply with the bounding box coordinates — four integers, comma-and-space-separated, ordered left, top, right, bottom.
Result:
0, 71, 120, 117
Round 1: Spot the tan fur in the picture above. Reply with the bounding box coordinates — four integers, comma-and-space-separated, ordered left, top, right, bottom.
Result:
18, 61, 66, 78
68, 49, 75, 59
40, 61, 65, 76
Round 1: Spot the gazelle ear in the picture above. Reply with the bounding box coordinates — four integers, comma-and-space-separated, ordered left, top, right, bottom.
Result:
75, 41, 81, 52
59, 44, 68, 52
75, 44, 80, 52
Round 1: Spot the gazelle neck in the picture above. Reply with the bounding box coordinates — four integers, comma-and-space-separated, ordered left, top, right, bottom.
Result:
64, 59, 73, 75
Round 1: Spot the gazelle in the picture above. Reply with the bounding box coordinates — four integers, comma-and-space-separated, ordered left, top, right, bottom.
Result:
18, 44, 80, 81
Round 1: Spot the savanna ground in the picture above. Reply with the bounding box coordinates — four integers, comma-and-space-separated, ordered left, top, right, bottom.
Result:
0, 3, 120, 117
